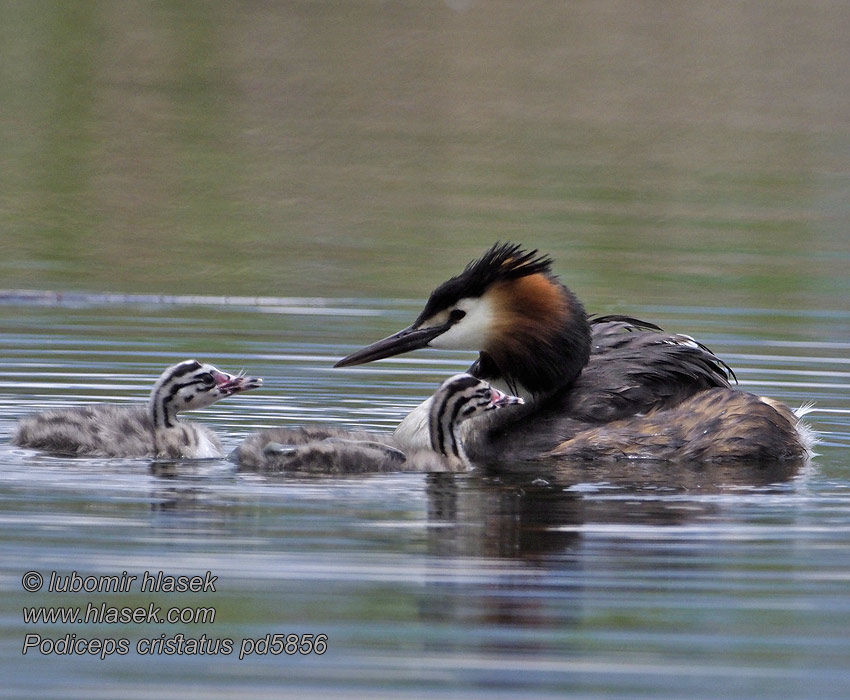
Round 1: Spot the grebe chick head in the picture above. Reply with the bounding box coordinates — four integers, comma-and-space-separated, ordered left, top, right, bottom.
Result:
149, 360, 263, 428
335, 242, 591, 397
430, 373, 523, 469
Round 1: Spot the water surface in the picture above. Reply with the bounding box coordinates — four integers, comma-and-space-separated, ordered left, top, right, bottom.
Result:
1, 298, 849, 699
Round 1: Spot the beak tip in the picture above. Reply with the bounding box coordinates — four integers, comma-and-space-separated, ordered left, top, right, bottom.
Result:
231, 376, 263, 392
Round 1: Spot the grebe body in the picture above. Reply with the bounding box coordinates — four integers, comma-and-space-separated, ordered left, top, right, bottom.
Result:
335, 243, 814, 464
546, 388, 815, 463
13, 360, 262, 459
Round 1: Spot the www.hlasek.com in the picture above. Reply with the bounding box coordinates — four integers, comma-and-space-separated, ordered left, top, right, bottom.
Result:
20, 570, 327, 660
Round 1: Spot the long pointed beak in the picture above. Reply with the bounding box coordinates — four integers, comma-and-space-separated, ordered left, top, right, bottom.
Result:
334, 324, 447, 368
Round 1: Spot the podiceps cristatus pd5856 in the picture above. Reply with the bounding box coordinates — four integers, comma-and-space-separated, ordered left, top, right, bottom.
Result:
13, 360, 262, 459
233, 373, 522, 473
335, 243, 814, 464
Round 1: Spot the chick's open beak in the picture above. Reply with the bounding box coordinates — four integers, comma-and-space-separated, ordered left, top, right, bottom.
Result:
489, 388, 524, 409
214, 371, 263, 396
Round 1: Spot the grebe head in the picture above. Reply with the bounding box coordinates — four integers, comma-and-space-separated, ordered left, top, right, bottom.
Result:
430, 373, 523, 467
149, 360, 263, 428
335, 243, 592, 396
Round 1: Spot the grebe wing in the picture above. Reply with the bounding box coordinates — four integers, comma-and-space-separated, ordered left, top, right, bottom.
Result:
565, 323, 734, 422
589, 314, 664, 334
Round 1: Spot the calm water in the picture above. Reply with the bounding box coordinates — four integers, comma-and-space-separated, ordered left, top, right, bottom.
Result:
2, 1, 850, 698
1, 300, 849, 699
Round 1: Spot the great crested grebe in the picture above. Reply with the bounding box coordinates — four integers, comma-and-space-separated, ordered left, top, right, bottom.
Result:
233, 373, 523, 473
335, 243, 814, 464
13, 360, 262, 459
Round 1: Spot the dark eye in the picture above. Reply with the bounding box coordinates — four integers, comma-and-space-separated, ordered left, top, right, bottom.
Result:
198, 373, 215, 386
449, 309, 466, 322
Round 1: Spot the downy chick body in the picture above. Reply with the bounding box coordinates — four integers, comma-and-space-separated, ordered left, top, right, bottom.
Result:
13, 360, 262, 458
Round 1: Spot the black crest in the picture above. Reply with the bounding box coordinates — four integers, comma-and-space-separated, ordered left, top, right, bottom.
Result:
415, 243, 555, 324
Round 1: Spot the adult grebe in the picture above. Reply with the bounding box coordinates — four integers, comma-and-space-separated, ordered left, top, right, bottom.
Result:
233, 373, 522, 473
334, 243, 813, 464
13, 360, 262, 459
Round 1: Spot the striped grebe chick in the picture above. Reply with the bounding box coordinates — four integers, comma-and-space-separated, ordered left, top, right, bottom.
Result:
233, 373, 522, 473
13, 360, 262, 458
334, 243, 814, 465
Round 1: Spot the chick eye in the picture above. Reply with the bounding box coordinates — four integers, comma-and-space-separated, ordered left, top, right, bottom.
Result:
198, 373, 215, 386
449, 309, 466, 322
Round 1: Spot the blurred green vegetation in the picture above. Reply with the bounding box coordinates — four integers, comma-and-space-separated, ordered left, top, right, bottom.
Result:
1, 1, 849, 310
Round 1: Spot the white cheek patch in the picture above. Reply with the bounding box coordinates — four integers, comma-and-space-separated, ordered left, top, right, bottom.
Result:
429, 297, 494, 350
